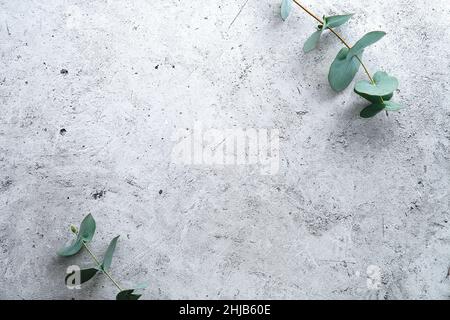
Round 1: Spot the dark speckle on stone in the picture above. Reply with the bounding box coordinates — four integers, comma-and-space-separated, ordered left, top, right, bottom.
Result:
60, 69, 68, 75
60, 128, 67, 136
92, 190, 106, 200
1, 178, 13, 192
159, 190, 163, 195
155, 65, 159, 70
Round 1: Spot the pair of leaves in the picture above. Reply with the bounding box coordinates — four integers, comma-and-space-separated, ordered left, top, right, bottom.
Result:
60, 214, 142, 299
58, 214, 119, 268
60, 214, 120, 287
116, 283, 147, 300
304, 14, 353, 53
280, 1, 403, 118
116, 289, 142, 300
355, 71, 398, 97
63, 236, 120, 286
58, 214, 96, 256
359, 101, 402, 118
355, 71, 402, 118
328, 31, 386, 92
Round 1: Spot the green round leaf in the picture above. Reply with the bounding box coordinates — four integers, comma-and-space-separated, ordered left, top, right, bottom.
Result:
324, 14, 353, 29
58, 214, 96, 256
360, 103, 385, 118
116, 289, 142, 300
354, 89, 393, 104
281, 0, 292, 21
57, 238, 83, 257
328, 47, 362, 92
303, 30, 323, 53
355, 71, 399, 96
384, 101, 403, 112
101, 236, 120, 271
350, 31, 386, 56
79, 214, 96, 243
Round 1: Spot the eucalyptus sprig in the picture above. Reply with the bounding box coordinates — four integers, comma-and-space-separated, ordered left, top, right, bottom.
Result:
281, 0, 403, 118
58, 214, 143, 300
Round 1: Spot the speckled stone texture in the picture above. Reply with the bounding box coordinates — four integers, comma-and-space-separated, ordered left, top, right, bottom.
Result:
0, 0, 449, 300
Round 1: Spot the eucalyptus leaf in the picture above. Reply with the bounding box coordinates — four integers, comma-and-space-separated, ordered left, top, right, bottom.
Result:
65, 268, 99, 285
328, 47, 362, 92
324, 14, 353, 29
58, 214, 96, 256
360, 103, 385, 118
354, 89, 393, 104
355, 71, 399, 96
304, 14, 353, 54
101, 236, 120, 271
350, 31, 386, 55
281, 0, 292, 21
303, 29, 323, 53
57, 238, 83, 257
116, 289, 142, 300
328, 31, 387, 92
79, 214, 96, 243
384, 100, 403, 111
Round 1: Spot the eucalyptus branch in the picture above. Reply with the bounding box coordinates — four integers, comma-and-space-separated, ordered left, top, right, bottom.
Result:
80, 238, 123, 292
58, 214, 143, 300
281, 0, 402, 118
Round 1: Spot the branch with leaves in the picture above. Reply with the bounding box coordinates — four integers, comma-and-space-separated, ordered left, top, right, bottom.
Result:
58, 214, 143, 300
281, 0, 402, 118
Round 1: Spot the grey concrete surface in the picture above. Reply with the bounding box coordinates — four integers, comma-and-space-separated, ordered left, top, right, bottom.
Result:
0, 0, 449, 300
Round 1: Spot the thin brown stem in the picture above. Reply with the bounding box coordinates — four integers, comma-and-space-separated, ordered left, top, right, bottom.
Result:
291, 0, 323, 24
292, 0, 375, 85
71, 227, 124, 293
82, 242, 101, 265
82, 242, 123, 291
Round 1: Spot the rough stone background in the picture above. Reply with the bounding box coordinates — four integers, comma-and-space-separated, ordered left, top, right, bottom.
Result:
0, 0, 449, 300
